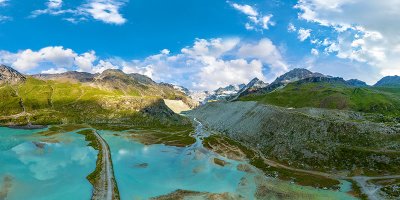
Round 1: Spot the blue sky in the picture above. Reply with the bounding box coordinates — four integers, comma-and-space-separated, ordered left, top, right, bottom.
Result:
0, 0, 399, 90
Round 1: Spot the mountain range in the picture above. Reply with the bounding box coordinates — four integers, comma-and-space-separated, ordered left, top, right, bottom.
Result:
0, 65, 195, 128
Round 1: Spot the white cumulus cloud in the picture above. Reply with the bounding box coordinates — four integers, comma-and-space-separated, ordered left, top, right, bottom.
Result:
31, 0, 128, 25
82, 0, 127, 25
298, 28, 311, 41
41, 67, 68, 74
229, 2, 275, 32
295, 0, 400, 78
0, 38, 287, 91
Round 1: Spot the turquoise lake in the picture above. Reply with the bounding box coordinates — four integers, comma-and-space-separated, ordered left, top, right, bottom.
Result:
0, 125, 359, 199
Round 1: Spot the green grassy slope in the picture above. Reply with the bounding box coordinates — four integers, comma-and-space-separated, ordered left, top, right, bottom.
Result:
0, 77, 190, 128
240, 82, 400, 116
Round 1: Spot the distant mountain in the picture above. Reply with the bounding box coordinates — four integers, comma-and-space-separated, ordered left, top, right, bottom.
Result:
272, 68, 325, 84
374, 76, 400, 87
237, 69, 327, 98
240, 76, 400, 115
189, 91, 210, 103
33, 71, 95, 83
347, 79, 368, 87
229, 78, 268, 101
172, 85, 190, 95
0, 65, 26, 84
190, 79, 269, 104
202, 84, 246, 103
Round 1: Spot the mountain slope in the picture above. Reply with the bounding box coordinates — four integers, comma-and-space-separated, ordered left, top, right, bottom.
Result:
374, 75, 400, 87
33, 71, 95, 83
0, 66, 193, 128
238, 69, 400, 116
240, 79, 400, 116
347, 79, 368, 87
187, 101, 400, 176
237, 69, 325, 98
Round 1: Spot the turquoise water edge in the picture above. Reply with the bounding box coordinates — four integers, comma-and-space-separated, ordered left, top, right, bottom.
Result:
0, 126, 357, 200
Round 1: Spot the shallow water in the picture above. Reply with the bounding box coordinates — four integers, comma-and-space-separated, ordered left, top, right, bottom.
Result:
100, 121, 358, 200
0, 127, 96, 200
0, 126, 359, 200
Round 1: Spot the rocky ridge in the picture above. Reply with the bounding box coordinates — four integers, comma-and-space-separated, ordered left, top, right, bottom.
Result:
0, 65, 26, 84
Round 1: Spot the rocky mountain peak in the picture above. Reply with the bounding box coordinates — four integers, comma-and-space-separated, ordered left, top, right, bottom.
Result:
95, 69, 133, 83
273, 68, 325, 84
247, 78, 268, 88
0, 65, 26, 84
99, 69, 126, 77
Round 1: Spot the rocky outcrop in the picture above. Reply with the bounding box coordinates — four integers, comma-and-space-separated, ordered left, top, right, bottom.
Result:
0, 65, 26, 84
187, 101, 400, 175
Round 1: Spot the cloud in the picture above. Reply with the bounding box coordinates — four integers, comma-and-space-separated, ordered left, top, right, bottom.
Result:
0, 0, 11, 21
8, 47, 76, 72
31, 0, 75, 18
0, 46, 117, 73
294, 0, 400, 77
237, 39, 288, 79
31, 0, 128, 25
81, 0, 127, 25
229, 2, 275, 32
0, 15, 11, 22
0, 38, 287, 91
298, 28, 311, 41
311, 48, 319, 56
48, 0, 63, 9
231, 3, 258, 17
74, 51, 98, 72
120, 38, 287, 90
288, 23, 296, 32
41, 67, 68, 74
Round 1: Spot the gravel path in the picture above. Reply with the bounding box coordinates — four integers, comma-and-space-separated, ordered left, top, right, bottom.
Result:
92, 130, 119, 200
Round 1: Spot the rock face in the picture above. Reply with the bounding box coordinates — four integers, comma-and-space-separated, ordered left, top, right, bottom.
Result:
0, 65, 26, 84
375, 76, 400, 87
187, 101, 400, 175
